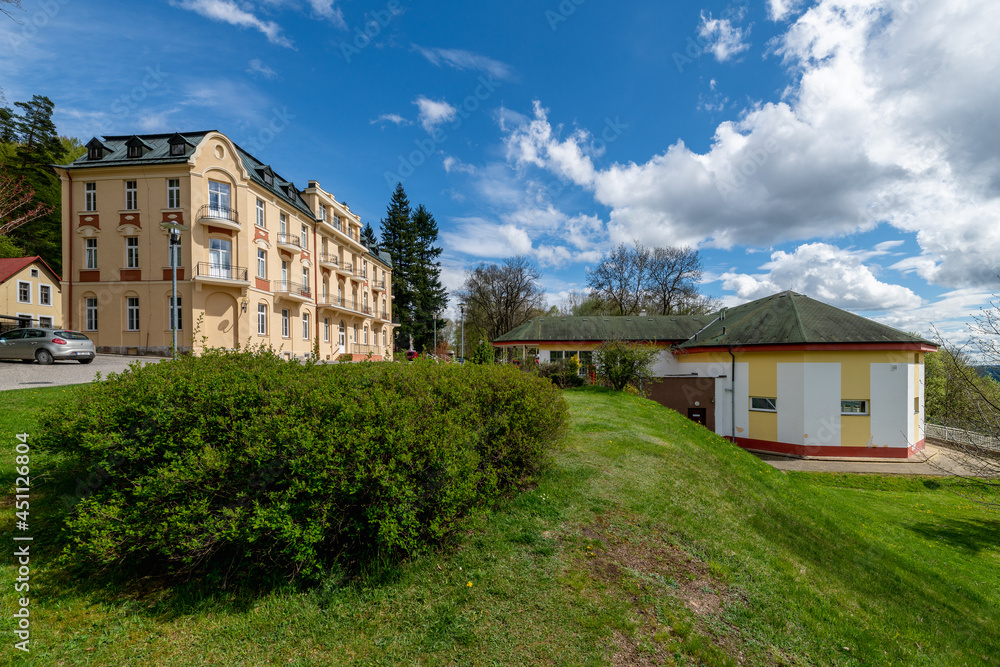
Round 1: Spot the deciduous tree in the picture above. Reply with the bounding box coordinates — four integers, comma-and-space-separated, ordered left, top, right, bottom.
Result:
458, 255, 545, 342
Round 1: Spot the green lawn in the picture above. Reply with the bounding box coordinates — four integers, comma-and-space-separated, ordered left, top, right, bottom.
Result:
1, 384, 998, 665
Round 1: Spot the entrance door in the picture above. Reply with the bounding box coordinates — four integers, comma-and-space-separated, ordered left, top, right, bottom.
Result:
687, 408, 707, 426
338, 321, 346, 355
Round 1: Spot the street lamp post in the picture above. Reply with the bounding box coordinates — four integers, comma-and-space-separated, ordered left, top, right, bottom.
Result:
160, 221, 190, 359
460, 304, 465, 361
433, 311, 437, 356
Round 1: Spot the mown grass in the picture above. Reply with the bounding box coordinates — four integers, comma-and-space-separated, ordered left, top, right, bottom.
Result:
1, 384, 999, 665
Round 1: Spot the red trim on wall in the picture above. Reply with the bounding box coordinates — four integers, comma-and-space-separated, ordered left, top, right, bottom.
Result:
162, 268, 185, 281
733, 437, 925, 459
255, 277, 270, 291
161, 211, 185, 225
206, 226, 234, 237
78, 214, 100, 229
78, 270, 100, 282
120, 269, 142, 281
493, 340, 680, 347
119, 212, 141, 228
254, 227, 269, 242
681, 342, 937, 354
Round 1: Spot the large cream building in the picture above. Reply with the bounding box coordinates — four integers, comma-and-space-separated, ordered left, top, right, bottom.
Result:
54, 131, 395, 359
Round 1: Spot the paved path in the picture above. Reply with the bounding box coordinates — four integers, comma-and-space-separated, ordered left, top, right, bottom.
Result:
0, 355, 170, 391
753, 443, 976, 476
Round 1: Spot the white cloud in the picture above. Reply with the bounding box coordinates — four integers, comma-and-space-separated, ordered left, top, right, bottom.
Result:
172, 0, 293, 48
413, 46, 515, 81
501, 1, 1000, 292
247, 58, 277, 79
719, 242, 922, 311
306, 0, 345, 28
767, 0, 805, 21
370, 113, 412, 127
443, 156, 476, 174
414, 96, 457, 133
697, 11, 751, 62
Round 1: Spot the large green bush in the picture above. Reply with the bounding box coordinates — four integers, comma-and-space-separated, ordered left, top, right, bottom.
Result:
36, 348, 567, 582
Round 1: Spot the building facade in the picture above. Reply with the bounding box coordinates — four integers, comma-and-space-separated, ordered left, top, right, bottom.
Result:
494, 291, 936, 459
54, 131, 394, 360
0, 256, 62, 331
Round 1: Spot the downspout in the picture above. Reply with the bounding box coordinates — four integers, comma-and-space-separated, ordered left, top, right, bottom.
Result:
66, 171, 73, 330
728, 346, 736, 442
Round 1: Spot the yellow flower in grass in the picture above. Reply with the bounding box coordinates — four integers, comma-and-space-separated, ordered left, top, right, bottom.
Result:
467, 581, 473, 588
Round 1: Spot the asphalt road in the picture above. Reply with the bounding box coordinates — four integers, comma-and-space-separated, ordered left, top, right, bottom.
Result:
0, 354, 170, 391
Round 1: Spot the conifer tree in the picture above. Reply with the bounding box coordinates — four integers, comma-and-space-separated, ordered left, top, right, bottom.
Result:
379, 183, 418, 350
361, 221, 378, 252
411, 204, 448, 351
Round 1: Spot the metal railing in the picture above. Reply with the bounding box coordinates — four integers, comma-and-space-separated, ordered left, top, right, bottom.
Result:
317, 295, 372, 315
198, 205, 239, 225
371, 279, 386, 290
319, 253, 339, 268
926, 423, 1000, 453
195, 262, 248, 281
276, 232, 302, 249
273, 280, 312, 298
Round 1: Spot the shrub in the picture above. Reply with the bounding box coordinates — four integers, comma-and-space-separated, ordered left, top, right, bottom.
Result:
593, 340, 661, 392
538, 360, 585, 389
469, 339, 494, 365
35, 347, 567, 583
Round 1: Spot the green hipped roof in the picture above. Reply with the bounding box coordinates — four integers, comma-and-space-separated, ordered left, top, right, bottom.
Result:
56, 130, 393, 267
494, 314, 715, 344
679, 291, 935, 349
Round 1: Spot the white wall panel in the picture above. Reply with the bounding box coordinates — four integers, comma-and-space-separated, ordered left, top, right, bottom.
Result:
803, 363, 841, 449
871, 362, 910, 449
777, 363, 805, 446
733, 361, 750, 440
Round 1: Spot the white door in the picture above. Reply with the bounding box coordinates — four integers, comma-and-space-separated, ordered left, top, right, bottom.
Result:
338, 322, 346, 355
209, 238, 231, 278
208, 181, 230, 216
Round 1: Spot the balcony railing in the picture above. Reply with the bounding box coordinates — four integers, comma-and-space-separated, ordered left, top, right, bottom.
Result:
194, 262, 248, 281
317, 294, 374, 315
276, 232, 302, 249
319, 253, 339, 268
273, 280, 312, 298
371, 279, 386, 290
198, 205, 240, 227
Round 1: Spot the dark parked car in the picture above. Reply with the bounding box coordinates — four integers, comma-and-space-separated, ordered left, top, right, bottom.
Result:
0, 328, 96, 364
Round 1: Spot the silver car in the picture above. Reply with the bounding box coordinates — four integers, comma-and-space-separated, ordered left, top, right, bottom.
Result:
0, 328, 96, 364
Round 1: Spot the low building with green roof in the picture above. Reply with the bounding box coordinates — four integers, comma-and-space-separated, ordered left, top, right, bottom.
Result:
495, 291, 937, 459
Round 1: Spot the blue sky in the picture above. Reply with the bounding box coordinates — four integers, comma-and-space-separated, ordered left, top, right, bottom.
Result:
3, 0, 999, 342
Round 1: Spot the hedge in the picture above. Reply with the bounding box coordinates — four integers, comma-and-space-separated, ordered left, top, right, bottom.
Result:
36, 349, 568, 582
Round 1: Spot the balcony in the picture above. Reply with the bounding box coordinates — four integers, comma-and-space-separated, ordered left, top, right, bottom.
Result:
193, 262, 249, 286
335, 261, 353, 277
373, 309, 390, 321
371, 279, 386, 292
318, 253, 339, 270
276, 232, 302, 254
273, 280, 312, 303
197, 205, 240, 231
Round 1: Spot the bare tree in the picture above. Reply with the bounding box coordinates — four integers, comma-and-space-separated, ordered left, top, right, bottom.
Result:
1, 0, 23, 23
457, 255, 545, 342
0, 171, 53, 236
586, 242, 651, 315
646, 246, 704, 315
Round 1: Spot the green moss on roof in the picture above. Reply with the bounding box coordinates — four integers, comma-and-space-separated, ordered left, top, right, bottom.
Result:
494, 315, 714, 344
680, 291, 934, 348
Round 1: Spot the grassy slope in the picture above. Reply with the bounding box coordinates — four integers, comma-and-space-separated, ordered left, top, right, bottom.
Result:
1, 385, 999, 666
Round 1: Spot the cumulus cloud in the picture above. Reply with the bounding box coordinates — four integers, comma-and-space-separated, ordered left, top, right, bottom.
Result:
414, 96, 457, 133
719, 242, 922, 311
413, 46, 515, 81
171, 0, 293, 48
767, 0, 805, 21
501, 0, 1000, 294
306, 0, 345, 28
443, 156, 475, 174
697, 11, 751, 62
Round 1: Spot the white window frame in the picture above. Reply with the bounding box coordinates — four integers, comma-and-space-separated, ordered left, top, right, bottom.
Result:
125, 180, 138, 210
126, 297, 140, 331
169, 296, 182, 331
257, 249, 266, 279
750, 397, 777, 412
38, 284, 51, 306
302, 266, 309, 287
281, 309, 289, 338
279, 213, 287, 235
256, 198, 266, 228
167, 178, 181, 209
85, 297, 98, 331
38, 316, 53, 328
841, 400, 869, 415
85, 182, 96, 212
208, 180, 231, 213
302, 312, 310, 340
126, 237, 139, 268
257, 303, 267, 335
324, 317, 330, 342
300, 225, 308, 250
85, 238, 98, 269
17, 281, 30, 304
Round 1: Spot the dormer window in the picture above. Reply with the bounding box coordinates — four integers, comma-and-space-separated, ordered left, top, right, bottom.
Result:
128, 144, 142, 158
125, 136, 151, 159
264, 172, 274, 186
167, 133, 190, 157
85, 137, 109, 160
170, 142, 186, 156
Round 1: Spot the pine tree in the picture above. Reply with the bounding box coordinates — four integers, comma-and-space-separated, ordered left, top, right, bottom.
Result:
361, 221, 378, 252
13, 95, 62, 171
411, 204, 448, 352
379, 183, 418, 350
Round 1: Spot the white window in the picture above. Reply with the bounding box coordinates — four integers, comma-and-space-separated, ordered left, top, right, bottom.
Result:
126, 237, 139, 268
257, 303, 267, 335
39, 284, 51, 306
281, 260, 288, 284
125, 180, 137, 210
300, 225, 308, 250
279, 213, 287, 235
324, 317, 330, 342
208, 238, 232, 278
363, 325, 368, 345
126, 297, 139, 331
256, 198, 265, 227
30, 268, 38, 278
302, 312, 310, 340
750, 397, 777, 412
208, 180, 231, 213
257, 249, 266, 279
38, 316, 52, 328
382, 330, 386, 347
85, 238, 98, 269
318, 204, 326, 221
302, 266, 309, 287
168, 237, 182, 268
167, 178, 181, 209
281, 309, 289, 337
85, 182, 96, 211
85, 297, 98, 331
169, 296, 182, 330
17, 281, 30, 303
841, 400, 869, 415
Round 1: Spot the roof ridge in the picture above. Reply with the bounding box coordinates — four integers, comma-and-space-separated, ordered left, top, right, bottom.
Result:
789, 293, 808, 342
